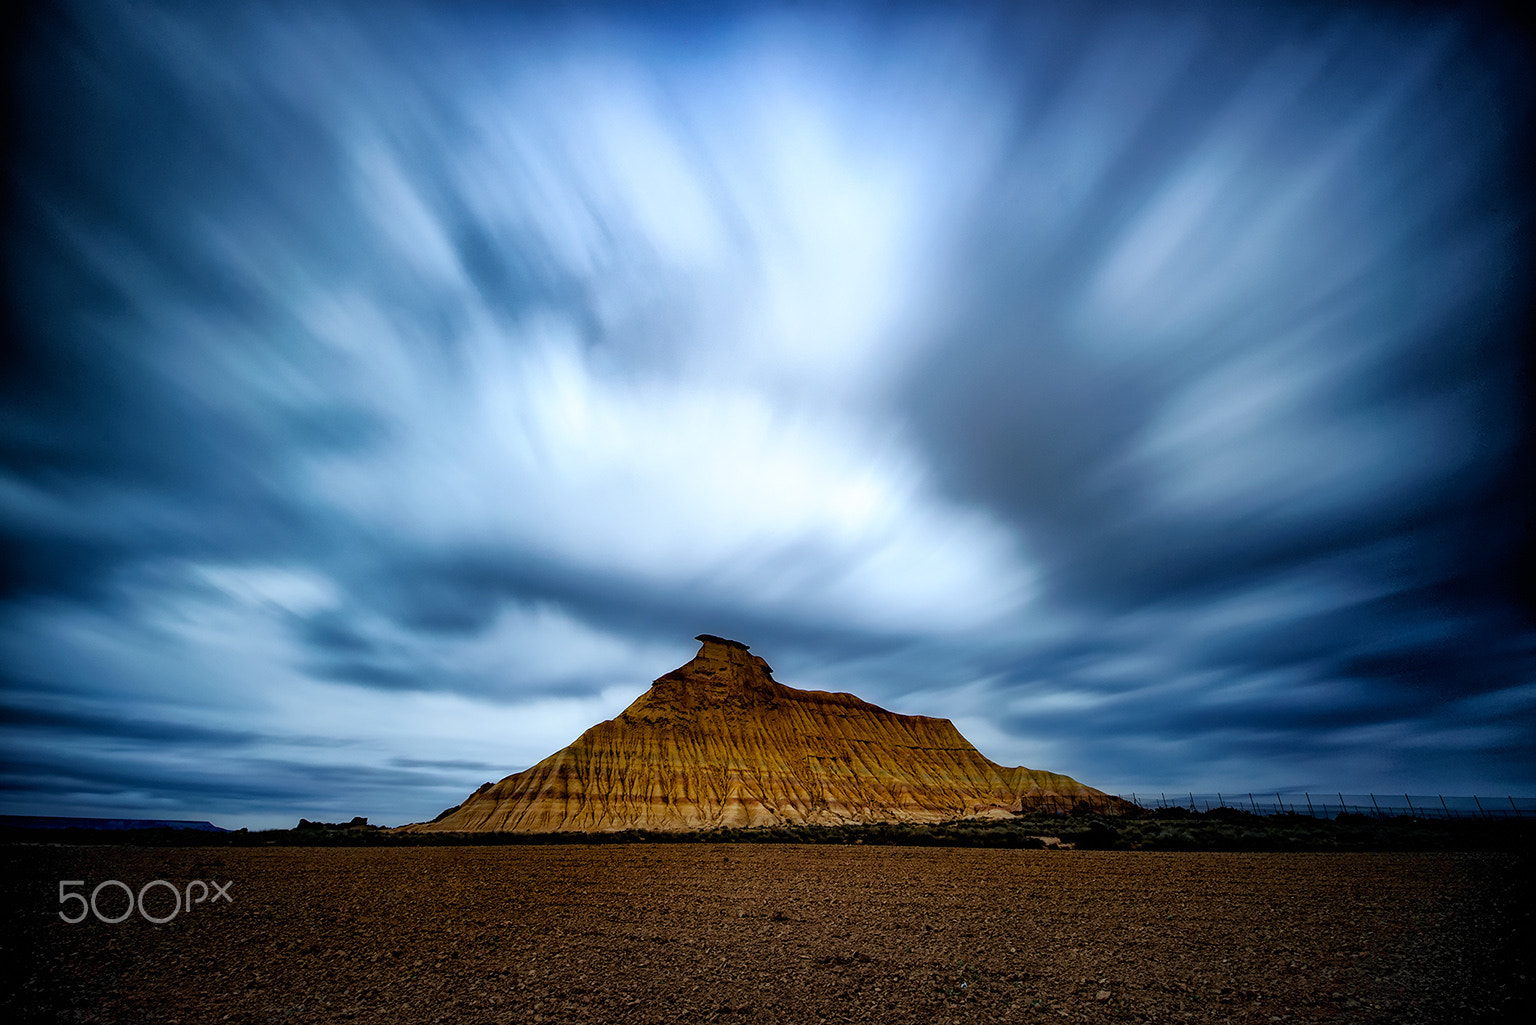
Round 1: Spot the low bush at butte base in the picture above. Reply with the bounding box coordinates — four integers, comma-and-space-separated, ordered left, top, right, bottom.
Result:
4, 810, 1530, 852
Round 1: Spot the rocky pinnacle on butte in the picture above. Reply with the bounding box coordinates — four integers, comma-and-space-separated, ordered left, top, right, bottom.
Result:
404, 634, 1115, 832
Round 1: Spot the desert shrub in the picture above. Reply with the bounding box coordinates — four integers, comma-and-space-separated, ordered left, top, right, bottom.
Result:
1062, 818, 1120, 849
1151, 805, 1194, 820
1147, 828, 1198, 850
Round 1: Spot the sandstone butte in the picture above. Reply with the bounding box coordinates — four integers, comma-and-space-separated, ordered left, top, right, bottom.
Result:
402, 635, 1121, 833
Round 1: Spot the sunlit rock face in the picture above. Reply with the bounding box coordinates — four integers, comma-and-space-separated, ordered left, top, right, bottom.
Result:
405, 635, 1115, 832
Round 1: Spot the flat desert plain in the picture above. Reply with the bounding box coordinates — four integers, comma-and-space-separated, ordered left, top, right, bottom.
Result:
2, 844, 1527, 1023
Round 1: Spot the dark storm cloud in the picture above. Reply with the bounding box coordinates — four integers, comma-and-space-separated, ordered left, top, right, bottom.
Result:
909, 16, 1532, 612
333, 549, 912, 666
887, 3, 1536, 785
1, 0, 1533, 823
0, 703, 259, 747
0, 746, 462, 824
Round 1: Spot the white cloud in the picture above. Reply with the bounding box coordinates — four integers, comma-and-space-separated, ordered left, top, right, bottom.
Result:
286, 34, 1037, 636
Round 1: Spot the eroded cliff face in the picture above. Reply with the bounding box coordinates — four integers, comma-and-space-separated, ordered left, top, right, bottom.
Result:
404, 635, 1114, 832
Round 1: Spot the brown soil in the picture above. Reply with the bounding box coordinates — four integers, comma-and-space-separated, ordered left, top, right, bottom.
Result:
2, 845, 1526, 1024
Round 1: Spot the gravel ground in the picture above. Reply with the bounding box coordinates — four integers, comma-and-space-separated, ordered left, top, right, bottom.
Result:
2, 844, 1527, 1024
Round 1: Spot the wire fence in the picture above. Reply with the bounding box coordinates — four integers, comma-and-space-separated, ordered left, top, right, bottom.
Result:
1109, 792, 1536, 820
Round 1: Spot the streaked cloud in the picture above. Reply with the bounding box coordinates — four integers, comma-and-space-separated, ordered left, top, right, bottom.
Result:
2, 0, 1532, 826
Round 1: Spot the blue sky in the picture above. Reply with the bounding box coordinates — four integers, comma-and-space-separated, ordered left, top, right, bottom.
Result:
3, 0, 1533, 828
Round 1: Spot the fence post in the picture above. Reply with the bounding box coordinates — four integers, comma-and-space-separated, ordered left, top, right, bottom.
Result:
1511, 796, 1520, 819
1305, 793, 1315, 818
1473, 795, 1485, 819
1439, 795, 1451, 820
1338, 793, 1346, 816
1276, 792, 1284, 815
1189, 792, 1196, 812
1405, 794, 1415, 818
1249, 793, 1257, 814
1217, 792, 1224, 810
1370, 794, 1381, 817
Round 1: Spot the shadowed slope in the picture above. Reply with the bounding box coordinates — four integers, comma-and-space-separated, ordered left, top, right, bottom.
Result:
404, 636, 1115, 832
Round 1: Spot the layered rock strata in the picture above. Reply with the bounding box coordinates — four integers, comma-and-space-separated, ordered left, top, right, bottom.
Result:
404, 635, 1116, 832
